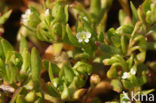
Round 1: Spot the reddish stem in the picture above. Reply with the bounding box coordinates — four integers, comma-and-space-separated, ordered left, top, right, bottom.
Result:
86, 87, 96, 103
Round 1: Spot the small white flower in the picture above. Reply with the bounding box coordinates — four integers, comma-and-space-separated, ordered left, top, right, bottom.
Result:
122, 68, 136, 79
21, 9, 32, 25
122, 72, 131, 79
45, 9, 50, 16
76, 31, 91, 43
130, 68, 136, 75
53, 81, 57, 88
83, 16, 88, 21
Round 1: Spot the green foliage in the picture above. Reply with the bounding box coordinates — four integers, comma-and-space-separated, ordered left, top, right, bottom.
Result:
0, 10, 12, 25
31, 47, 42, 88
0, 0, 156, 102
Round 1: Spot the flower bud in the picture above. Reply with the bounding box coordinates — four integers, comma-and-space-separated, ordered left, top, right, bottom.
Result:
90, 74, 101, 85
73, 89, 86, 100
21, 8, 40, 28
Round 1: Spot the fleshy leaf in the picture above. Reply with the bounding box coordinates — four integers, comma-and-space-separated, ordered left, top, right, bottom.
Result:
31, 47, 41, 87
130, 2, 138, 25
0, 10, 12, 25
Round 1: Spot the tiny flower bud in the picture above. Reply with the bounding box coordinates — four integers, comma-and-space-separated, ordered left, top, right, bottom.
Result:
21, 9, 32, 25
73, 89, 87, 100
95, 41, 100, 46
44, 9, 50, 17
90, 74, 101, 85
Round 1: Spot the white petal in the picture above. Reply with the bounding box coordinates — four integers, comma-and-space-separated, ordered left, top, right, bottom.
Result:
22, 19, 28, 24
45, 9, 50, 16
26, 9, 32, 15
86, 32, 91, 38
76, 32, 81, 39
78, 39, 83, 42
130, 69, 136, 75
53, 82, 57, 88
21, 14, 26, 19
81, 31, 86, 34
122, 72, 131, 79
85, 39, 89, 43
83, 16, 88, 21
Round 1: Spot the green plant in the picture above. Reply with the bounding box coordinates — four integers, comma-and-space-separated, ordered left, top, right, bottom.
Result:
0, 10, 12, 34
0, 0, 156, 102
